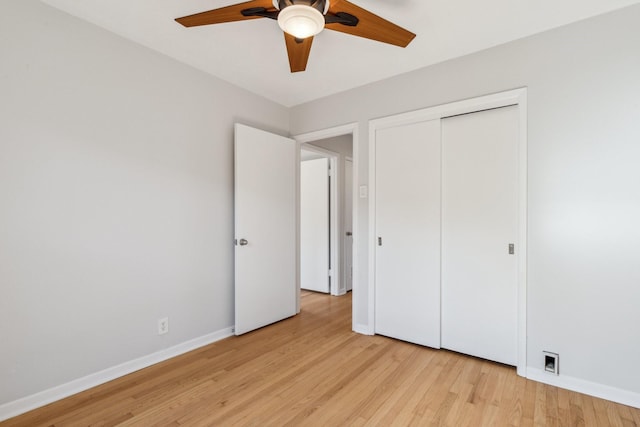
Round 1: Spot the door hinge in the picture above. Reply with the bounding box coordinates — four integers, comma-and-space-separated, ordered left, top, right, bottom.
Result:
378, 237, 382, 246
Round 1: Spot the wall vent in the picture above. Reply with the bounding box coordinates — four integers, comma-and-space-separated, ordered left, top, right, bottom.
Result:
543, 351, 559, 375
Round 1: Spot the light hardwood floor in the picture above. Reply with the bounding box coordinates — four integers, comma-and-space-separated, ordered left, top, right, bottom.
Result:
3, 291, 640, 426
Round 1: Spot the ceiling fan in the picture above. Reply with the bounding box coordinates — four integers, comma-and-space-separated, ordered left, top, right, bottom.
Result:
175, 0, 416, 72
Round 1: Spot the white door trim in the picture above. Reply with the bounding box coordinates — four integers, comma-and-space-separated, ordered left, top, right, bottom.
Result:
344, 157, 354, 293
300, 144, 341, 295
293, 123, 361, 330
368, 88, 528, 376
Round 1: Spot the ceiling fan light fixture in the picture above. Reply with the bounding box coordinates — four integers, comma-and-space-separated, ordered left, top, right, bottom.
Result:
277, 5, 325, 39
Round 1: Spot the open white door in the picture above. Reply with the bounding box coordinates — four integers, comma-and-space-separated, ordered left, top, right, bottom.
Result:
234, 124, 297, 335
300, 158, 330, 293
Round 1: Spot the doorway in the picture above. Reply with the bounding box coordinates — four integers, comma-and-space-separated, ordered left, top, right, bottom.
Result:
299, 136, 353, 296
293, 122, 360, 335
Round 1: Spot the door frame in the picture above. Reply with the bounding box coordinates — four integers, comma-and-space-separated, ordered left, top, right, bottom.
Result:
293, 123, 360, 327
300, 144, 340, 295
368, 88, 528, 376
344, 157, 354, 292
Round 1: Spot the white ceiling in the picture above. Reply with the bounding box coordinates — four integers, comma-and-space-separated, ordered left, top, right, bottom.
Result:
41, 0, 640, 107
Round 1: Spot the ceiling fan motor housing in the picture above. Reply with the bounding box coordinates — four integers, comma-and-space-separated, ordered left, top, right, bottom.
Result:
274, 0, 329, 14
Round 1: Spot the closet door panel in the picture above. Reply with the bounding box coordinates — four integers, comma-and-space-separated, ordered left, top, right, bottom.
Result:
441, 106, 519, 365
374, 119, 441, 348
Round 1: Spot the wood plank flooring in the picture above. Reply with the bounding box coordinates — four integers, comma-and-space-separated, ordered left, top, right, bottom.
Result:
3, 290, 639, 426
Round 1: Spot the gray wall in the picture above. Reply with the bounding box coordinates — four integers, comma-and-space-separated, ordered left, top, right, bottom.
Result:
0, 0, 288, 405
291, 5, 640, 395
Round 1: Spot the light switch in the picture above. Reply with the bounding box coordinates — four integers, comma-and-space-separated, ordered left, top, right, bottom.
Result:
359, 185, 368, 198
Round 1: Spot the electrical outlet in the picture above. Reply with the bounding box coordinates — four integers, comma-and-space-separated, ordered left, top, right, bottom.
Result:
158, 317, 169, 335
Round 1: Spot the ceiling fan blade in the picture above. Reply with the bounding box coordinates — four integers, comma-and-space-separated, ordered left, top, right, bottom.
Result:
176, 0, 275, 27
284, 33, 313, 73
325, 0, 415, 47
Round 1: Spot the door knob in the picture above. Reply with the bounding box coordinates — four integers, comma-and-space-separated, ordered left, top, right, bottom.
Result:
346, 231, 352, 236
239, 238, 248, 246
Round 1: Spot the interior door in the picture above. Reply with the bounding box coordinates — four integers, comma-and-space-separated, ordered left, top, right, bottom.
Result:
344, 159, 353, 292
374, 119, 441, 348
300, 158, 330, 293
441, 106, 519, 365
234, 123, 297, 335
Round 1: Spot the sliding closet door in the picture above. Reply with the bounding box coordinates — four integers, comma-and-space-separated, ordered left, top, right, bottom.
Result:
374, 119, 441, 348
441, 106, 519, 365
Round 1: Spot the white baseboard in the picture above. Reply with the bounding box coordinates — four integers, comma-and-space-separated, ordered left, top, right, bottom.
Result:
527, 367, 640, 409
0, 327, 234, 422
